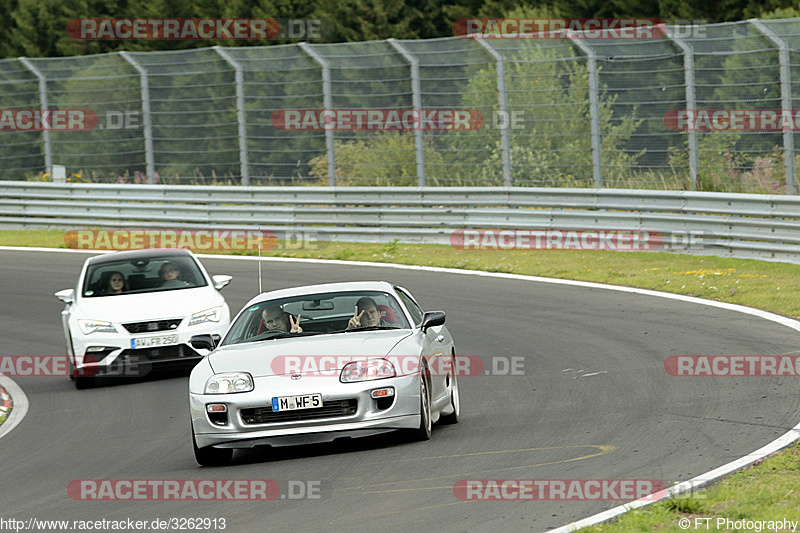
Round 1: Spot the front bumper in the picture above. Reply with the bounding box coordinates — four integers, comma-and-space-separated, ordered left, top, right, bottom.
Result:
191, 374, 421, 449
71, 322, 227, 375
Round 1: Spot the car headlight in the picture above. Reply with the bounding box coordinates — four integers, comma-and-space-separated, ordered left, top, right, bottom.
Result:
189, 306, 222, 327
78, 319, 116, 335
205, 372, 254, 394
340, 359, 396, 383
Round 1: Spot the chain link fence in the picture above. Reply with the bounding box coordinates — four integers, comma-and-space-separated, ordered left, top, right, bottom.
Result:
1, 18, 799, 192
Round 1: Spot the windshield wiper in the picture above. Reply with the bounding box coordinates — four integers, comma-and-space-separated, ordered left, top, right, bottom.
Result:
252, 330, 323, 341
342, 326, 399, 332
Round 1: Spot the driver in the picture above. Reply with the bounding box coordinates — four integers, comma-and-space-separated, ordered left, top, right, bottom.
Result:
259, 304, 302, 334
346, 297, 390, 329
159, 261, 190, 287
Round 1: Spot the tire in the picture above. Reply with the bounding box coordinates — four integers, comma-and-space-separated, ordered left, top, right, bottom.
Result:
406, 367, 432, 441
66, 330, 78, 382
192, 431, 232, 466
439, 355, 460, 425
75, 376, 95, 389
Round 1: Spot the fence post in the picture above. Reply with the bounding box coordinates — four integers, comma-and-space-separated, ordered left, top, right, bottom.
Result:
214, 46, 250, 186
751, 20, 796, 195
663, 25, 699, 191
119, 52, 156, 184
474, 37, 512, 187
299, 42, 336, 186
568, 33, 602, 188
388, 38, 425, 187
19, 58, 52, 175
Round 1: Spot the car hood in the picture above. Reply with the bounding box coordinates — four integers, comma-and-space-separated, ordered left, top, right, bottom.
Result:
75, 288, 222, 323
208, 330, 413, 377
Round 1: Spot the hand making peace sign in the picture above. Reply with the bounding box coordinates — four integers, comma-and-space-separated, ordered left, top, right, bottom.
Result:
347, 306, 364, 329
288, 313, 303, 333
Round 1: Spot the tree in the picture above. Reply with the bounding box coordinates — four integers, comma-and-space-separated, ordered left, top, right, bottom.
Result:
438, 42, 642, 186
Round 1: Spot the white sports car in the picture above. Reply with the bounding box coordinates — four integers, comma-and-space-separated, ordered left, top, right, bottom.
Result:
55, 249, 232, 389
189, 281, 459, 466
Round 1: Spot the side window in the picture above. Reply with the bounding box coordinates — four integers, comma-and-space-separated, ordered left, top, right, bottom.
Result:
396, 288, 424, 326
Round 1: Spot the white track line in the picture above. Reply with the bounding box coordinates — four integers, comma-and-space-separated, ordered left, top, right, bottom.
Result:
3, 245, 800, 531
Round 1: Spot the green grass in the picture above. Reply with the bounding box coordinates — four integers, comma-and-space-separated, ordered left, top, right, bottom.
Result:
2, 229, 800, 528
585, 442, 800, 531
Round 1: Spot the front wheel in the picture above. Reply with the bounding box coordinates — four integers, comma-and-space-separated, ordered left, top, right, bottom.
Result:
439, 356, 460, 425
192, 430, 232, 466
406, 370, 432, 441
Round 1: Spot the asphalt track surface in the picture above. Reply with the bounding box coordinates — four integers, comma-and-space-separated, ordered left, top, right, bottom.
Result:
1, 249, 799, 533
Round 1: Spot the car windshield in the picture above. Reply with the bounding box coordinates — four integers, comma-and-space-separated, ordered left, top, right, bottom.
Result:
221, 290, 410, 346
82, 255, 208, 297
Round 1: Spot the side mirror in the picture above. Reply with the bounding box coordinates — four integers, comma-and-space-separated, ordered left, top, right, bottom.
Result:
421, 311, 446, 333
190, 334, 216, 351
212, 275, 232, 290
55, 289, 74, 303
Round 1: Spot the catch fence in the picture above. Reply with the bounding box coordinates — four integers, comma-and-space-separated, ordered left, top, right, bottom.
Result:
2, 18, 800, 193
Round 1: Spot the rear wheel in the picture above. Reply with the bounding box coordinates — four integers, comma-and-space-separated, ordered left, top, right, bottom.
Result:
439, 355, 460, 425
192, 430, 232, 466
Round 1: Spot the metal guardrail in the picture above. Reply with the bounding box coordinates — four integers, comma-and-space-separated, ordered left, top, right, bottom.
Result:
1, 182, 799, 263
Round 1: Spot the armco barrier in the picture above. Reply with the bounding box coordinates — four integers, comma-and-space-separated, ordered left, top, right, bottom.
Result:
1, 182, 799, 263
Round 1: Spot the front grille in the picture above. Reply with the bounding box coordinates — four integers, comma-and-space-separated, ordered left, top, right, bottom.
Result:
240, 399, 358, 425
119, 344, 199, 361
123, 319, 182, 334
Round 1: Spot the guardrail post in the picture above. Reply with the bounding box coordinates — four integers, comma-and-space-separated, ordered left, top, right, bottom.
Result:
299, 43, 336, 186
388, 39, 425, 187
663, 25, 699, 191
474, 37, 512, 187
751, 20, 796, 195
214, 46, 251, 186
119, 52, 156, 184
19, 58, 52, 175
567, 34, 602, 188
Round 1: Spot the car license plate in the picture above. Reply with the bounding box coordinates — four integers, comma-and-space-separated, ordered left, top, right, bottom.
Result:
131, 334, 178, 349
272, 393, 322, 412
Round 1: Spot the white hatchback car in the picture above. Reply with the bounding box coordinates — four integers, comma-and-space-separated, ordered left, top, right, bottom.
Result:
55, 249, 232, 388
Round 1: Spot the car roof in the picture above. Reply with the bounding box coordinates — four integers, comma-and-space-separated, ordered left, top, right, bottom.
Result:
87, 248, 194, 266
245, 281, 397, 307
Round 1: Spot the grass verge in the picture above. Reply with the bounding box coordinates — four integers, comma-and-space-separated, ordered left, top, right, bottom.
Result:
2, 229, 800, 529
585, 441, 800, 531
